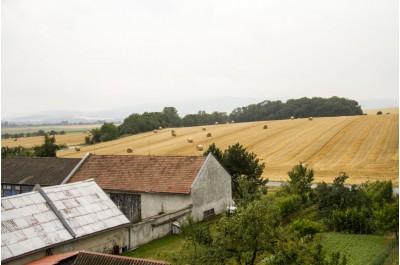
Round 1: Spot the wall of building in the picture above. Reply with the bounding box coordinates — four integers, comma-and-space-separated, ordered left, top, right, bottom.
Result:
140, 193, 191, 219
3, 228, 128, 265
129, 206, 191, 250
191, 154, 234, 221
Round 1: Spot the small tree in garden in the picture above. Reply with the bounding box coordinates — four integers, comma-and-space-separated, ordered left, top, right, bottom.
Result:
285, 162, 314, 203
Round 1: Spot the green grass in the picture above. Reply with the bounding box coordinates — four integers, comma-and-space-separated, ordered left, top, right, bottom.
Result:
382, 241, 399, 265
320, 232, 397, 265
124, 234, 185, 262
123, 217, 220, 262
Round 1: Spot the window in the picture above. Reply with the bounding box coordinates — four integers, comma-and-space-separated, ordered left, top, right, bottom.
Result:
203, 208, 215, 220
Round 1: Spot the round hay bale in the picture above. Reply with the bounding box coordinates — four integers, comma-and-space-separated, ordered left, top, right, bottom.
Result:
231, 120, 235, 123
202, 127, 207, 131
171, 132, 177, 137
196, 145, 203, 151
187, 138, 193, 143
226, 122, 230, 124
127, 147, 133, 153
290, 116, 294, 120
308, 117, 313, 120
75, 146, 81, 151
263, 124, 268, 129
214, 122, 219, 125
158, 126, 163, 130
206, 132, 212, 137
153, 129, 158, 133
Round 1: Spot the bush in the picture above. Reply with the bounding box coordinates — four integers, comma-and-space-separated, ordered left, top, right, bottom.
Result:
290, 219, 323, 238
278, 194, 303, 218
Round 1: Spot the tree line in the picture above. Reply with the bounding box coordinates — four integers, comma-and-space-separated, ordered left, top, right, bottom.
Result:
87, 97, 363, 144
1, 134, 63, 159
2, 129, 66, 139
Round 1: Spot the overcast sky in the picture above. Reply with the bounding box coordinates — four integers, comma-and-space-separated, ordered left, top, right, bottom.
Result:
1, 0, 399, 120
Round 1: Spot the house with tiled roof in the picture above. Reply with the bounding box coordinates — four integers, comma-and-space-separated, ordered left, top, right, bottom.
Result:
65, 153, 234, 249
1, 157, 85, 197
1, 179, 130, 265
26, 250, 169, 265
65, 153, 234, 222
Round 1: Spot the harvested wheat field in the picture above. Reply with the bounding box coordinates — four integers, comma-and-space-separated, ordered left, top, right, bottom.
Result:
1, 133, 87, 148
57, 114, 399, 185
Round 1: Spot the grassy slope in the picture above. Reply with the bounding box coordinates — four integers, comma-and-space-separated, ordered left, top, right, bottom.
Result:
56, 114, 398, 185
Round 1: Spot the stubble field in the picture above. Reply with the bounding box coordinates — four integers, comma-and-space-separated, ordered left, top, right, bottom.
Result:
55, 114, 399, 185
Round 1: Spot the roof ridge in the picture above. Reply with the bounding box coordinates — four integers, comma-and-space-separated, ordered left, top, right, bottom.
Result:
90, 154, 205, 158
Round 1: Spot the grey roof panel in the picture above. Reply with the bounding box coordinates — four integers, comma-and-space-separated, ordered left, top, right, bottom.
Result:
1, 180, 129, 262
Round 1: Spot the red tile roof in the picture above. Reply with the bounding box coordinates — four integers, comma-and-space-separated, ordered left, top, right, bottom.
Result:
26, 250, 169, 265
69, 155, 206, 194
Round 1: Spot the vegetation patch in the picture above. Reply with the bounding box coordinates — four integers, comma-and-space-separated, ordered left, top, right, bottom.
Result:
320, 232, 396, 265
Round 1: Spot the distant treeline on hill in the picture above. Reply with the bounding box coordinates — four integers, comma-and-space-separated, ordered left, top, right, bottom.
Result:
98, 96, 361, 141
2, 130, 66, 139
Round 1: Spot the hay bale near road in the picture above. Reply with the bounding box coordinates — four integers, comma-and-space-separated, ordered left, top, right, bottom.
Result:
75, 146, 81, 151
196, 145, 203, 151
263, 124, 268, 129
207, 133, 212, 137
127, 147, 133, 153
187, 138, 193, 143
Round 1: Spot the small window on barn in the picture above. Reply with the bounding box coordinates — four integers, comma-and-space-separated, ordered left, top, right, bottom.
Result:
203, 208, 215, 220
46, 248, 53, 256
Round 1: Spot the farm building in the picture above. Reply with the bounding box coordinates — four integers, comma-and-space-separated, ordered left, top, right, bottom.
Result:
1, 179, 130, 265
1, 157, 84, 197
65, 153, 234, 248
26, 250, 168, 265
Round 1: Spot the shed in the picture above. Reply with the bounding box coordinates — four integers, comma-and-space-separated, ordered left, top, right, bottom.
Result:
1, 179, 129, 265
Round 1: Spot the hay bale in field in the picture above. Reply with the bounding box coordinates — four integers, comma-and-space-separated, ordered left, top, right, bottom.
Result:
153, 129, 158, 133
263, 124, 268, 129
187, 138, 193, 143
75, 146, 81, 151
202, 127, 207, 131
206, 133, 212, 137
226, 122, 230, 124
127, 147, 133, 153
14, 138, 17, 141
196, 145, 203, 151
308, 117, 313, 120
158, 126, 163, 130
231, 120, 235, 123
214, 122, 219, 125
290, 116, 294, 120
171, 131, 177, 137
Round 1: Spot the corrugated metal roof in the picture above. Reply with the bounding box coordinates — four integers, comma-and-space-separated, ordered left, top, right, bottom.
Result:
42, 180, 129, 238
1, 192, 73, 261
26, 251, 169, 265
1, 180, 130, 262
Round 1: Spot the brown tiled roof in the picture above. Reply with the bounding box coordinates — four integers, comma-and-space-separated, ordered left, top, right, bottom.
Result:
69, 155, 206, 194
1, 157, 82, 185
26, 251, 169, 265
